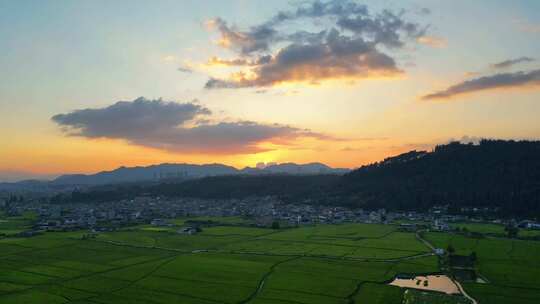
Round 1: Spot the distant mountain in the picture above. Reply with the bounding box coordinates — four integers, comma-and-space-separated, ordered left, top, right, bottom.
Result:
0, 180, 49, 192
51, 162, 349, 186
241, 162, 349, 175
53, 163, 239, 185
0, 170, 58, 183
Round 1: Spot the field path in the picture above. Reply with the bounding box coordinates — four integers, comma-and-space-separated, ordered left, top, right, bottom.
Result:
0, 254, 179, 298
238, 256, 301, 304
73, 254, 180, 303
91, 238, 434, 262
416, 230, 479, 304
453, 279, 478, 304
416, 230, 436, 252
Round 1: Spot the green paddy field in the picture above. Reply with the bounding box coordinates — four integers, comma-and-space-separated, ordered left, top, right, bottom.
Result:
0, 217, 538, 304
425, 231, 540, 304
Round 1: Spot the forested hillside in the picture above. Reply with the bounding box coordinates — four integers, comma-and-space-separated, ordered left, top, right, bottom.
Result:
340, 140, 540, 216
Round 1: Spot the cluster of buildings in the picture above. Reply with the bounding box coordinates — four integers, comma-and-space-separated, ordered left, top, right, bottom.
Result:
1, 195, 539, 236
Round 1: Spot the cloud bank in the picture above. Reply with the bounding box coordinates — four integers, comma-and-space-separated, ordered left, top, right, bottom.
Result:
204, 0, 428, 88
422, 69, 540, 100
52, 97, 334, 154
490, 57, 534, 69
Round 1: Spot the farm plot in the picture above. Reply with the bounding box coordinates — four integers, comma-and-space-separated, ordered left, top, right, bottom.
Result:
0, 212, 36, 235
254, 258, 393, 304
450, 223, 505, 235
424, 231, 540, 304
0, 222, 440, 304
352, 283, 403, 304
252, 225, 427, 259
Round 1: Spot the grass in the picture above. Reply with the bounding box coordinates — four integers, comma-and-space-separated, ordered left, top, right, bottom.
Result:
0, 221, 421, 303
518, 229, 540, 238
425, 231, 540, 304
0, 211, 37, 236
1, 219, 536, 303
353, 283, 403, 304
450, 223, 505, 235
449, 222, 540, 239
463, 283, 540, 304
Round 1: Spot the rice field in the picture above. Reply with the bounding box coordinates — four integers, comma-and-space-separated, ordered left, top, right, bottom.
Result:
0, 220, 441, 304
0, 219, 536, 303
425, 231, 540, 304
0, 211, 37, 236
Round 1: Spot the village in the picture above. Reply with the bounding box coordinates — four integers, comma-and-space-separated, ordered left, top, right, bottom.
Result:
2, 195, 538, 237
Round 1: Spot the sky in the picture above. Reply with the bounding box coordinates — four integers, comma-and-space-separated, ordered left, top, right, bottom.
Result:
1, 0, 540, 181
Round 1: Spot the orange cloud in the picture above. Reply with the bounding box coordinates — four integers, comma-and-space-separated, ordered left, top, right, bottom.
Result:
205, 55, 271, 68
206, 45, 403, 88
417, 36, 447, 48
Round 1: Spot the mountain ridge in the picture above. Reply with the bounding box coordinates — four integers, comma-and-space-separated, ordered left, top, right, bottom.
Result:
48, 162, 350, 186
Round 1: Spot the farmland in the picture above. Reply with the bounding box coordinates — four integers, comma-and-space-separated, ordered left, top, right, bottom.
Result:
0, 219, 538, 303
0, 211, 36, 236
425, 231, 540, 304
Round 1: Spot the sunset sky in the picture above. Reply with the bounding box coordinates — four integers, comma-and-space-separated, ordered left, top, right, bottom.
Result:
1, 0, 540, 181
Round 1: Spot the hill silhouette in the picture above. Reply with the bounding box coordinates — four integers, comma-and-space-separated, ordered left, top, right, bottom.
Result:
339, 139, 540, 216
50, 162, 348, 185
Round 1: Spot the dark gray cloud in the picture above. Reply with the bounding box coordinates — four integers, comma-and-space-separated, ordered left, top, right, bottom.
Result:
268, 0, 370, 24
490, 57, 534, 69
52, 97, 209, 138
177, 66, 193, 73
206, 30, 402, 88
208, 18, 278, 55
52, 97, 333, 154
336, 9, 426, 48
419, 8, 431, 15
422, 69, 540, 100
205, 0, 427, 88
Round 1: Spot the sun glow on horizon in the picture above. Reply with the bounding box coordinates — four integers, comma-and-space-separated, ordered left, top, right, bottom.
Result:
1, 0, 540, 180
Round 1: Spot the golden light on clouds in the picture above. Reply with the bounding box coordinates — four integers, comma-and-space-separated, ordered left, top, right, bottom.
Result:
206, 57, 236, 67
417, 36, 447, 48
202, 3, 426, 90
3, 0, 540, 180
206, 59, 405, 89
